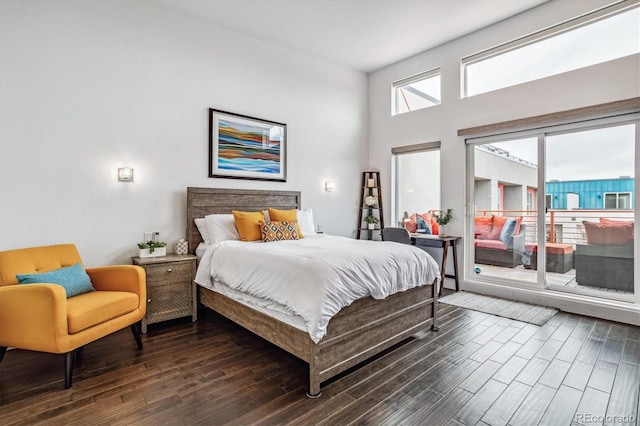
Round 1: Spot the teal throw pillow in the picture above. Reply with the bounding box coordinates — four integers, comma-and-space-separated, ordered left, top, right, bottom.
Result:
416, 215, 432, 234
499, 218, 518, 249
17, 262, 95, 298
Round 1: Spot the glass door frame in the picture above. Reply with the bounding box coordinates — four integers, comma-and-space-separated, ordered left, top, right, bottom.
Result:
541, 119, 638, 303
466, 134, 543, 291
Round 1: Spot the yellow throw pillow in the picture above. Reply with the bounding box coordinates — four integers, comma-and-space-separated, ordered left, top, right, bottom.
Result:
260, 220, 300, 242
232, 210, 265, 241
268, 208, 304, 238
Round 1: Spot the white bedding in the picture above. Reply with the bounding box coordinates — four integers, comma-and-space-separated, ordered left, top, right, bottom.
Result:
199, 278, 308, 332
195, 242, 208, 260
195, 234, 440, 343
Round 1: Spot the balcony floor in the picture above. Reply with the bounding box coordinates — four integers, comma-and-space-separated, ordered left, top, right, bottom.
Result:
472, 264, 634, 296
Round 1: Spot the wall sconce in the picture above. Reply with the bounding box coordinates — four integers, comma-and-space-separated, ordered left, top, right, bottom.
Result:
324, 181, 334, 192
118, 167, 134, 182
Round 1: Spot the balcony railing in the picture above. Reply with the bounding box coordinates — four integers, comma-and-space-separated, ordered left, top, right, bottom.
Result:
475, 209, 635, 245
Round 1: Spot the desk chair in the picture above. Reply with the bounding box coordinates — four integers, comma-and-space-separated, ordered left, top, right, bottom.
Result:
381, 227, 411, 244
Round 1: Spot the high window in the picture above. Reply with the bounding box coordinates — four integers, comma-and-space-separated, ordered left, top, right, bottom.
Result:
605, 192, 632, 209
462, 1, 640, 97
392, 69, 441, 116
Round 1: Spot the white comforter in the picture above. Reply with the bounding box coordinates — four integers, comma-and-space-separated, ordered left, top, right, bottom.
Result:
195, 234, 440, 343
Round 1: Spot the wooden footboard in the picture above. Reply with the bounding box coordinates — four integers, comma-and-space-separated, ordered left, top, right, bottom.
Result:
199, 282, 437, 396
312, 283, 435, 395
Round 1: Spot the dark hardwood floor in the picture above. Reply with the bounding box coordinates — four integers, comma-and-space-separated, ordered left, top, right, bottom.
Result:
1, 295, 639, 425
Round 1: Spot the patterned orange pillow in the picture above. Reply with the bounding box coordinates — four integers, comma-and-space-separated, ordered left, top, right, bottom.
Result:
260, 220, 300, 242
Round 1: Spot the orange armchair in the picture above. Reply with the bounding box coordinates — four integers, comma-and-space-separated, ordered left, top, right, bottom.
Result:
0, 244, 146, 388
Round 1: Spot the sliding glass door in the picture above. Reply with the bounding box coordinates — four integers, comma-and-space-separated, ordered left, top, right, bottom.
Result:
471, 137, 538, 286
544, 124, 636, 297
467, 117, 638, 301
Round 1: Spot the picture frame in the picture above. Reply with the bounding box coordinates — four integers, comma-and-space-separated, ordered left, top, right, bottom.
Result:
209, 108, 287, 182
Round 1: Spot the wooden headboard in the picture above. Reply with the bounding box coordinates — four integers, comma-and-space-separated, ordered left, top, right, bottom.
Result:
186, 187, 302, 254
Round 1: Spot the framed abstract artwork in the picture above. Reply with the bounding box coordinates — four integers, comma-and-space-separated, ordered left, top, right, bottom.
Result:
209, 108, 287, 182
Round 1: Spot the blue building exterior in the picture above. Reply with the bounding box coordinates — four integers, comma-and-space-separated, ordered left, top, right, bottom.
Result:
546, 178, 635, 210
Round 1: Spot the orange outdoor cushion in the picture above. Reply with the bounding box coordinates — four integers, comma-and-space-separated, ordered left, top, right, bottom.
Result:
599, 218, 635, 238
474, 216, 493, 240
546, 243, 573, 254
525, 243, 573, 254
599, 218, 633, 224
406, 213, 419, 233
490, 215, 508, 240
513, 217, 523, 236
474, 239, 509, 250
430, 217, 439, 236
583, 220, 633, 245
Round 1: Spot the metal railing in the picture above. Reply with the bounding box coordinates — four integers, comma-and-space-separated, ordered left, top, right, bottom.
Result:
475, 209, 635, 245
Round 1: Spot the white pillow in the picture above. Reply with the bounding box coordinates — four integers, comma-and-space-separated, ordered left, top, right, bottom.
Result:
297, 208, 316, 235
204, 213, 240, 243
194, 218, 210, 245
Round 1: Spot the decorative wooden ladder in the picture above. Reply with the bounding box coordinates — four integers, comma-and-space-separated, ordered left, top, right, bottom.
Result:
356, 171, 384, 240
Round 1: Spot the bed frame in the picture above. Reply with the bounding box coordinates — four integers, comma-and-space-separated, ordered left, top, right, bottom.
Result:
186, 187, 438, 396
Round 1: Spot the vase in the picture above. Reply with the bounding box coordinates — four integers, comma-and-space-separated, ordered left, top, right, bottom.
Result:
438, 225, 447, 237
175, 239, 188, 255
368, 223, 375, 230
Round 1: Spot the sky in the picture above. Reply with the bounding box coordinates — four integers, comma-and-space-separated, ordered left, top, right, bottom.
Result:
491, 124, 636, 181
467, 7, 639, 96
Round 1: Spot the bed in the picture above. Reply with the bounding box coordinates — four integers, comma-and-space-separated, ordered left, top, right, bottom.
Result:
186, 187, 440, 396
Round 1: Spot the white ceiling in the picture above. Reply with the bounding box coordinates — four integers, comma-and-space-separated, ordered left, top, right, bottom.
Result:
156, 0, 547, 73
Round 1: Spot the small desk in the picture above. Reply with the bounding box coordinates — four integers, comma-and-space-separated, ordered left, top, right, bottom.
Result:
411, 234, 461, 296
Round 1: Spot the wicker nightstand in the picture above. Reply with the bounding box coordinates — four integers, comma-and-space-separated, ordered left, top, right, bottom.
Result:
132, 254, 198, 333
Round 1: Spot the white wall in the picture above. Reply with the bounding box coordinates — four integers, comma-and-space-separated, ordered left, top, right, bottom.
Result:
0, 1, 368, 266
368, 0, 640, 322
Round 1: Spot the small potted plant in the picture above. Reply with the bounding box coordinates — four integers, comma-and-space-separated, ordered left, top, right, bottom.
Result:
364, 215, 379, 230
137, 240, 167, 258
432, 208, 453, 237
